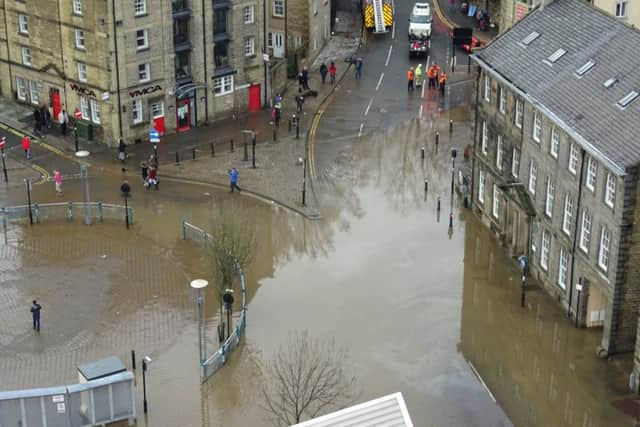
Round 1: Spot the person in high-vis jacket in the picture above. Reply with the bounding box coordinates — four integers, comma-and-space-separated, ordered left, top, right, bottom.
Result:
407, 67, 415, 92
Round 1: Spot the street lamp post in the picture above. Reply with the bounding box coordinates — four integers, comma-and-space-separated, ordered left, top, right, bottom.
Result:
0, 137, 7, 183
252, 134, 256, 169
76, 150, 91, 225
25, 178, 33, 225
74, 126, 79, 153
223, 289, 234, 340
121, 180, 131, 229
142, 355, 152, 414
575, 278, 583, 328
302, 157, 307, 206
190, 279, 208, 378
518, 255, 528, 308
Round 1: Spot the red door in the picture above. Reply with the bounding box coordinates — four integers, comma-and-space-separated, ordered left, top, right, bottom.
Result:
176, 99, 190, 132
51, 91, 61, 122
248, 84, 260, 112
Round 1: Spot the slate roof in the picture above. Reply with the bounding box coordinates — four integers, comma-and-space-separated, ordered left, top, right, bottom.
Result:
291, 392, 414, 427
472, 0, 640, 172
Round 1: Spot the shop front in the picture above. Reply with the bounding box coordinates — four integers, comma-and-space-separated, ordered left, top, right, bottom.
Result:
176, 89, 196, 132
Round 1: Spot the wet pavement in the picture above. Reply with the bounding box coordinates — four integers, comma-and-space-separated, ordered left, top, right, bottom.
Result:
0, 1, 637, 426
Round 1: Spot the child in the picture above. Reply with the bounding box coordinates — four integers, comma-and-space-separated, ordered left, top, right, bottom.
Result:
54, 170, 63, 197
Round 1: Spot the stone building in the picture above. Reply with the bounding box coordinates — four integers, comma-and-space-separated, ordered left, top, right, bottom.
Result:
501, 0, 639, 33
470, 0, 640, 359
0, 0, 265, 145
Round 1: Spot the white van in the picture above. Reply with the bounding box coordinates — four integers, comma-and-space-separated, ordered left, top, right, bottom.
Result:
408, 2, 432, 38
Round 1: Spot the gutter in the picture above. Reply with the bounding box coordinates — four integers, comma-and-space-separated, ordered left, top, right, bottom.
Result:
111, 0, 124, 139
470, 54, 626, 177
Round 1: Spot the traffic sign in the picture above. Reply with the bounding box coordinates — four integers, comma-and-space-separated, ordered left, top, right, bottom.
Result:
74, 109, 82, 119
0, 137, 5, 149
149, 128, 160, 144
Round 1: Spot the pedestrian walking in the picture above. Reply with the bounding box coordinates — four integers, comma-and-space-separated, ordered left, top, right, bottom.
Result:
228, 167, 241, 193
120, 179, 131, 198
21, 136, 31, 159
54, 170, 63, 197
118, 138, 127, 162
319, 63, 328, 84
30, 300, 42, 332
43, 106, 51, 130
296, 95, 305, 113
439, 72, 447, 96
33, 108, 41, 134
329, 61, 337, 84
415, 64, 423, 88
427, 65, 437, 89
302, 66, 310, 90
297, 72, 305, 92
147, 166, 158, 190
140, 162, 149, 186
433, 63, 441, 87
149, 153, 158, 169
407, 67, 415, 92
355, 57, 363, 80
58, 109, 69, 136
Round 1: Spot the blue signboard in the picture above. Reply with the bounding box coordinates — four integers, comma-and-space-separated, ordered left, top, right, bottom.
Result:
149, 128, 160, 144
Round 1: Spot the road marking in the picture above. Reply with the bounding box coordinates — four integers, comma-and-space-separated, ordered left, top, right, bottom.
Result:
421, 80, 426, 98
364, 98, 374, 116
376, 72, 384, 91
358, 123, 364, 138
385, 45, 393, 67
468, 360, 497, 403
419, 104, 423, 118
391, 0, 396, 39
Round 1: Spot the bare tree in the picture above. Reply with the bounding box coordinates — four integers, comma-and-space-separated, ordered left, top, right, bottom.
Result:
208, 211, 256, 340
261, 330, 358, 426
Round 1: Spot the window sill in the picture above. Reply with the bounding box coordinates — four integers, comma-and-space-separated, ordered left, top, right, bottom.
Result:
134, 13, 149, 18
139, 79, 151, 84
137, 46, 150, 53
244, 20, 255, 25
18, 31, 28, 37
131, 120, 148, 128
272, 14, 285, 19
214, 91, 233, 97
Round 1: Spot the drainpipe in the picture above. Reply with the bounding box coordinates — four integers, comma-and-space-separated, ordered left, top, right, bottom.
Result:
111, 0, 124, 139
2, 0, 14, 97
567, 148, 586, 320
56, 0, 69, 111
263, 0, 268, 107
469, 64, 481, 207
201, 0, 209, 123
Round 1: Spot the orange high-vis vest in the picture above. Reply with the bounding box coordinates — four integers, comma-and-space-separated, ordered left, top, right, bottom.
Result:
428, 67, 436, 78
440, 73, 447, 85
407, 70, 414, 80
434, 65, 441, 75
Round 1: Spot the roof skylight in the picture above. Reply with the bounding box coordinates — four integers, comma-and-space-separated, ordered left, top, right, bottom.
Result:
547, 48, 567, 63
617, 91, 639, 109
575, 59, 595, 77
521, 31, 540, 45
604, 78, 618, 88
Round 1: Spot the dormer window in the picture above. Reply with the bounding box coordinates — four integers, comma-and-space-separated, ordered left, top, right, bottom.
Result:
617, 90, 639, 109
521, 31, 540, 45
547, 48, 567, 63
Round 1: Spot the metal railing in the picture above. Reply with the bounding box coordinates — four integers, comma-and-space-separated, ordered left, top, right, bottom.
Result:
0, 372, 136, 427
1, 202, 133, 229
182, 221, 247, 382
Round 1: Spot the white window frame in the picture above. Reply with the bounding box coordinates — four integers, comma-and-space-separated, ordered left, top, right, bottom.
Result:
73, 0, 82, 15
481, 121, 488, 155
90, 98, 100, 124
532, 111, 541, 142
568, 143, 578, 175
18, 14, 28, 34
273, 0, 285, 17
138, 63, 150, 83
512, 146, 520, 178
496, 135, 503, 171
75, 29, 85, 49
28, 80, 38, 105
528, 160, 537, 195
151, 101, 164, 118
586, 157, 597, 192
499, 86, 506, 114
598, 227, 610, 272
541, 230, 550, 271
16, 77, 26, 100
515, 99, 523, 128
579, 210, 591, 254
492, 184, 500, 219
244, 36, 255, 56
80, 96, 90, 120
136, 29, 149, 50
562, 194, 574, 236
545, 177, 555, 218
558, 248, 568, 289
243, 5, 255, 24
478, 170, 485, 204
484, 74, 490, 102
77, 62, 87, 82
21, 47, 31, 66
550, 126, 559, 159
213, 75, 234, 96
616, 0, 628, 18
605, 172, 616, 208
134, 0, 147, 16
132, 98, 143, 124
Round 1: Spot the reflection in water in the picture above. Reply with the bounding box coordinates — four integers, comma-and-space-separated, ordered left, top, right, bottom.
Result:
461, 216, 634, 427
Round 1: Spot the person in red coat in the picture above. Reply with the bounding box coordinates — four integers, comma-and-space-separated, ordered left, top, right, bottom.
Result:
21, 136, 31, 159
329, 62, 337, 84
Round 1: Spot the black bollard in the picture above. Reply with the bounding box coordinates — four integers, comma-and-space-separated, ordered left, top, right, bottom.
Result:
296, 120, 300, 139
449, 213, 453, 228
424, 179, 428, 193
421, 147, 425, 159
211, 142, 215, 157
451, 171, 455, 195
273, 128, 277, 142
192, 147, 196, 160
175, 151, 180, 164
131, 350, 136, 371
252, 136, 256, 169
449, 120, 453, 133
437, 197, 441, 211
243, 140, 249, 161
435, 132, 439, 146
288, 119, 292, 133
468, 55, 471, 73
230, 139, 234, 152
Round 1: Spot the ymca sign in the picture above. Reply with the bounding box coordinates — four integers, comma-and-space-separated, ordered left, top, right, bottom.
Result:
130, 85, 162, 98
69, 83, 97, 98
